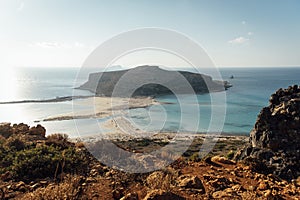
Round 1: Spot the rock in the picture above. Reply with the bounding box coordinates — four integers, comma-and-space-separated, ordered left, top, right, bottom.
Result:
235, 85, 300, 181
212, 190, 233, 199
146, 171, 166, 187
263, 190, 272, 198
15, 181, 27, 192
15, 181, 25, 189
258, 181, 269, 190
1, 171, 12, 181
112, 189, 123, 199
86, 177, 96, 183
208, 176, 231, 191
177, 175, 204, 190
105, 171, 112, 177
0, 123, 47, 141
204, 156, 222, 167
29, 124, 46, 136
39, 180, 48, 185
120, 192, 138, 200
13, 123, 29, 134
211, 156, 235, 165
231, 184, 244, 192
90, 168, 98, 176
30, 183, 41, 190
296, 176, 300, 187
0, 188, 4, 200
143, 189, 184, 200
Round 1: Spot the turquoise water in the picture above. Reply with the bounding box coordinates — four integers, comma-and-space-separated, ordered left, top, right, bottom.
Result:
0, 67, 299, 137
128, 67, 300, 134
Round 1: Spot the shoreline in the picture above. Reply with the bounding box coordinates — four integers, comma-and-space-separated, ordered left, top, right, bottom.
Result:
35, 96, 164, 122
78, 131, 249, 142
0, 95, 94, 104
0, 95, 251, 136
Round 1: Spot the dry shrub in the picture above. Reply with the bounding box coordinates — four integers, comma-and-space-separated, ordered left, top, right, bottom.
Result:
75, 141, 85, 148
0, 135, 5, 143
19, 175, 86, 200
46, 133, 71, 148
146, 169, 177, 191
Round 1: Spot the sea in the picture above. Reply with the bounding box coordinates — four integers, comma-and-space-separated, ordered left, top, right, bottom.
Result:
0, 67, 299, 138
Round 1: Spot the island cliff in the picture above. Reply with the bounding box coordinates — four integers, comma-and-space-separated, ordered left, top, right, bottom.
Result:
78, 66, 231, 97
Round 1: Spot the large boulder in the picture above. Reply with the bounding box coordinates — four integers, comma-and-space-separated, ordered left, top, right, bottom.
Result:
176, 175, 204, 190
235, 85, 300, 181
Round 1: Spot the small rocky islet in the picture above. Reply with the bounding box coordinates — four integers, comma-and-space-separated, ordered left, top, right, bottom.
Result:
0, 86, 300, 199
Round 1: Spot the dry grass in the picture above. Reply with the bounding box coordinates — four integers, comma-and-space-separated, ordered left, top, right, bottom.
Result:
145, 169, 177, 191
19, 175, 86, 200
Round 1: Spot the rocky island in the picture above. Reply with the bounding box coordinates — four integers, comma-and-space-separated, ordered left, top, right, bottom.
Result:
78, 66, 231, 97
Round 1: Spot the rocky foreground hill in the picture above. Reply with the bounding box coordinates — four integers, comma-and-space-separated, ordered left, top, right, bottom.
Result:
235, 85, 300, 181
0, 86, 300, 199
78, 66, 231, 97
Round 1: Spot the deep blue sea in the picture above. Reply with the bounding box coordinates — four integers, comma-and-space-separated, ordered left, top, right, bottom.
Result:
0, 67, 299, 137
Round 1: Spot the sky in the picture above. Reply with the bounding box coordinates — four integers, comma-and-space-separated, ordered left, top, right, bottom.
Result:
0, 0, 300, 68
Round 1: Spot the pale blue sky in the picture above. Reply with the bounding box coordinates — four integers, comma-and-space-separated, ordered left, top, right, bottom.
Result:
0, 0, 299, 67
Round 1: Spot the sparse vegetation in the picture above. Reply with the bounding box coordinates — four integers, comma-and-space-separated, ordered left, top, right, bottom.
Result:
0, 123, 299, 199
189, 152, 201, 162
226, 150, 235, 160
0, 124, 89, 183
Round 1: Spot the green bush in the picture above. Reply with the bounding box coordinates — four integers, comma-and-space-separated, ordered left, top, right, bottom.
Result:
0, 133, 89, 182
5, 137, 25, 151
10, 145, 87, 180
189, 152, 201, 162
226, 150, 235, 160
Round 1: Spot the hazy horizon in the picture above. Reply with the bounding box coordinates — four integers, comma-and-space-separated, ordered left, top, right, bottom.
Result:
9, 65, 300, 69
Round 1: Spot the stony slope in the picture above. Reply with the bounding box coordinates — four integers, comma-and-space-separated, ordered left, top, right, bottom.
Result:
1, 123, 299, 199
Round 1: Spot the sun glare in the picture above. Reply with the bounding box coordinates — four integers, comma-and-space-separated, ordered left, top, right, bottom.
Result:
0, 67, 18, 102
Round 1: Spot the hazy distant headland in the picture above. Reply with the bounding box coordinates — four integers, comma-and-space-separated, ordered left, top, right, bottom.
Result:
77, 65, 231, 97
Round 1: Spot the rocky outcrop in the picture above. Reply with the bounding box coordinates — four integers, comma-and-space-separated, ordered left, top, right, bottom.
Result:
235, 85, 300, 181
176, 175, 204, 191
78, 65, 230, 97
143, 189, 184, 200
0, 123, 46, 139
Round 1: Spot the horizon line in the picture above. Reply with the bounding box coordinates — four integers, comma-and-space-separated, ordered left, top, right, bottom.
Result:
12, 65, 300, 69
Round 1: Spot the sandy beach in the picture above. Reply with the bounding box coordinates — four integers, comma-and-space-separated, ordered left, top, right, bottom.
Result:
37, 96, 161, 122
38, 96, 248, 144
